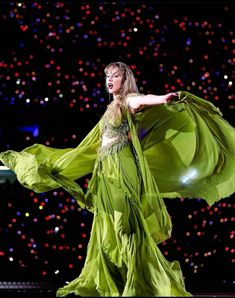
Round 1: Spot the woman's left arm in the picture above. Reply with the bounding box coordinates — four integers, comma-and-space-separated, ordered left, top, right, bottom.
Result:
127, 92, 178, 111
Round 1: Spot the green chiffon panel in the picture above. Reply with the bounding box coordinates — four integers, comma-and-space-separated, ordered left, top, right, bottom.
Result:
136, 91, 235, 205
0, 119, 102, 210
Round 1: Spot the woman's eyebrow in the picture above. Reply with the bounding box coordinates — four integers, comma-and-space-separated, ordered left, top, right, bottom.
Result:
106, 71, 120, 76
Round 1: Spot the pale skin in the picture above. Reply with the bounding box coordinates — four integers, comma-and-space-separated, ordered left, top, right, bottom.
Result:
106, 67, 178, 113
126, 93, 177, 113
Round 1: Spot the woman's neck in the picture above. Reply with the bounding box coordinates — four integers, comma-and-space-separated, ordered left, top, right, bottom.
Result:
113, 93, 118, 101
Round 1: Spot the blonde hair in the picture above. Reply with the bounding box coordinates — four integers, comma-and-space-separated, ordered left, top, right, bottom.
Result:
103, 62, 139, 125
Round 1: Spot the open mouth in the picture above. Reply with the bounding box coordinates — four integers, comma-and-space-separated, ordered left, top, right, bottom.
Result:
108, 83, 113, 89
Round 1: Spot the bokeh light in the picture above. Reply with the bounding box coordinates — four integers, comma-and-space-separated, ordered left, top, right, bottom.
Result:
0, 1, 234, 293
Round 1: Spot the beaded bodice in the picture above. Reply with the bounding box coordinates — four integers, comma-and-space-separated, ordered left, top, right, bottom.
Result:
99, 119, 130, 157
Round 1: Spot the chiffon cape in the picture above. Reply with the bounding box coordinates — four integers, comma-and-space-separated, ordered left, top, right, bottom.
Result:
1, 90, 235, 244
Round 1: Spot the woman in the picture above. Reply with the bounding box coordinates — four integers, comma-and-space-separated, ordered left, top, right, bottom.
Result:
1, 62, 235, 297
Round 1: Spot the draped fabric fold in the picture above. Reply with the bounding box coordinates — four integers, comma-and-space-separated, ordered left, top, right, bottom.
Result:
137, 91, 235, 205
0, 119, 102, 210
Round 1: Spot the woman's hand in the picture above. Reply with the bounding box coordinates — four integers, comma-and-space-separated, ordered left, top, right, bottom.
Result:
164, 92, 178, 104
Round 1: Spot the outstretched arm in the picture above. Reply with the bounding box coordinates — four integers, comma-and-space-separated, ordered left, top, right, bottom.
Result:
127, 92, 178, 112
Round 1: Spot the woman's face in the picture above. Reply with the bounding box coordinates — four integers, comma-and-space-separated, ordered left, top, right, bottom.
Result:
105, 67, 124, 95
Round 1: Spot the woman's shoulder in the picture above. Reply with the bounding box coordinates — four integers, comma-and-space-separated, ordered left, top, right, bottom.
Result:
126, 92, 142, 98
126, 92, 144, 114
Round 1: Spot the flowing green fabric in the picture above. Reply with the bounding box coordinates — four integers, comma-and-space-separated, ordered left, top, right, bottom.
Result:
0, 119, 101, 210
0, 90, 235, 296
135, 91, 235, 205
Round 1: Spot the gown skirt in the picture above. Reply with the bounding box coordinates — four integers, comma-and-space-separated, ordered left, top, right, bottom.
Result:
56, 145, 192, 297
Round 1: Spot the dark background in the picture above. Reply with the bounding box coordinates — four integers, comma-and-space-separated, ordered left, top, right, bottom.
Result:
0, 1, 234, 294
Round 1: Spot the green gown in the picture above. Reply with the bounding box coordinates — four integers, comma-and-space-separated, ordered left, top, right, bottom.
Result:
0, 91, 235, 296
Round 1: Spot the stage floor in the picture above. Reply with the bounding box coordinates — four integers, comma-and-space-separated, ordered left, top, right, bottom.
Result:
0, 290, 235, 297
0, 281, 234, 297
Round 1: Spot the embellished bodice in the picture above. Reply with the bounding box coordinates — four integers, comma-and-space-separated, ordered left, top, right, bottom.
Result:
99, 119, 130, 157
